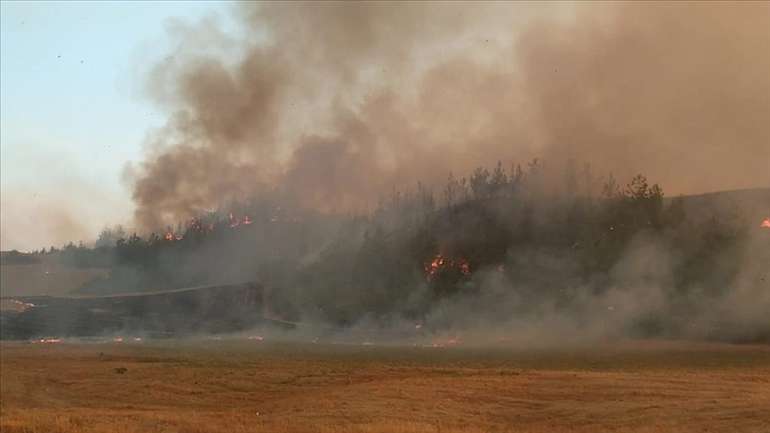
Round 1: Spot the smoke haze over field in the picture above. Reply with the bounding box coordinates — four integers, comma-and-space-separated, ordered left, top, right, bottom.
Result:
130, 2, 770, 230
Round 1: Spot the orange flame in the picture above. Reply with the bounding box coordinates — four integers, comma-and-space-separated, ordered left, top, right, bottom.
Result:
161, 213, 253, 242
34, 338, 62, 344
423, 254, 471, 281
229, 213, 254, 227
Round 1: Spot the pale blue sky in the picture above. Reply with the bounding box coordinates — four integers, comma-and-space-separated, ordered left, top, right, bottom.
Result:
1, 1, 230, 251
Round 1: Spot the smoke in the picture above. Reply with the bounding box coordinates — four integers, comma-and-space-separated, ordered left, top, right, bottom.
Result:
0, 192, 89, 251
19, 2, 760, 345
129, 2, 770, 230
519, 3, 770, 194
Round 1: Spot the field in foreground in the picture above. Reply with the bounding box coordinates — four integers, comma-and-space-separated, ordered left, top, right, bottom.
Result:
1, 340, 769, 433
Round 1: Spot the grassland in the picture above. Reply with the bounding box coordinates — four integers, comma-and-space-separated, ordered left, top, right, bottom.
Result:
1, 340, 769, 433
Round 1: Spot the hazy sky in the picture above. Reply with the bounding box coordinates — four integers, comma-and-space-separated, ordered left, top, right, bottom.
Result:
2, 2, 768, 252
1, 1, 228, 251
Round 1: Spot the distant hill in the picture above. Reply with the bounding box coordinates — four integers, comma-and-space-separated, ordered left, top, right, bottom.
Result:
0, 256, 108, 298
669, 187, 770, 225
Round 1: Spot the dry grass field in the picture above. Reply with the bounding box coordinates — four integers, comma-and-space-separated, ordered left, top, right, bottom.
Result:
1, 340, 769, 433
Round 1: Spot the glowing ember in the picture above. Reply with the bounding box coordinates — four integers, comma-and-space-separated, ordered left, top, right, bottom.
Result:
427, 336, 462, 348
761, 218, 770, 228
457, 259, 471, 275
228, 213, 255, 227
34, 338, 62, 344
423, 254, 472, 281
157, 211, 254, 242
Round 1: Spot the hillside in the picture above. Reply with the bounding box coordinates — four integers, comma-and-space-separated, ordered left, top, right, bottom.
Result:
0, 257, 107, 298
671, 188, 770, 224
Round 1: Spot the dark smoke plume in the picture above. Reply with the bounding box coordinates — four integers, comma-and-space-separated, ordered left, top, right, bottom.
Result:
130, 2, 770, 230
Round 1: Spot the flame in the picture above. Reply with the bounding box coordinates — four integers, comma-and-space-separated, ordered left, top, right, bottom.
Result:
229, 213, 254, 227
33, 338, 62, 344
457, 258, 471, 275
159, 212, 256, 243
761, 218, 770, 229
423, 254, 471, 281
426, 336, 462, 348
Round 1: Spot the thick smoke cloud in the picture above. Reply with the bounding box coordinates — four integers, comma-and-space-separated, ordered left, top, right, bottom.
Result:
131, 2, 770, 230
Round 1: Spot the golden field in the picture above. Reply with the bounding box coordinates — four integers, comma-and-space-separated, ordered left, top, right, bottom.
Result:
1, 340, 769, 433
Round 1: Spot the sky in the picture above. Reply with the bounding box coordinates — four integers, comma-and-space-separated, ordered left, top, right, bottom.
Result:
1, 1, 229, 251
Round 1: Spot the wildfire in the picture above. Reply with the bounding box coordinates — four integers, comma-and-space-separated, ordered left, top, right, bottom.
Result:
229, 213, 253, 227
161, 213, 254, 242
164, 226, 184, 241
426, 336, 462, 348
186, 218, 215, 234
423, 254, 471, 281
33, 338, 62, 344
761, 218, 770, 229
